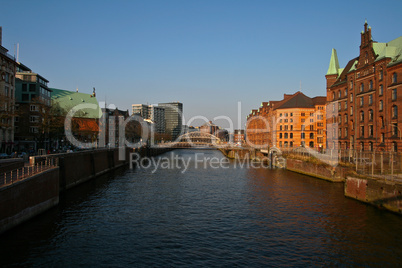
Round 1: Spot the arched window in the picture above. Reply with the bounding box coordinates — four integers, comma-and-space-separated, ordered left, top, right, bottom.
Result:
284, 133, 288, 139
369, 109, 373, 121
392, 88, 397, 100
379, 100, 383, 111
290, 133, 293, 139
379, 84, 383, 95
360, 111, 364, 122
290, 141, 293, 147
310, 133, 314, 139
279, 133, 283, 139
380, 116, 384, 128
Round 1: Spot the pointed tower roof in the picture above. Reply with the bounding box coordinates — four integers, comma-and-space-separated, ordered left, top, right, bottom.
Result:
326, 48, 340, 76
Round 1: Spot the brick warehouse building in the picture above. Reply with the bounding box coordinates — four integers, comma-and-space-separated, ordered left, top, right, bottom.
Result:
246, 92, 326, 150
326, 22, 402, 151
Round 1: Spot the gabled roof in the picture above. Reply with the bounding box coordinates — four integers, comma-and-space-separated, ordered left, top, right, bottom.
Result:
373, 36, 402, 66
275, 91, 325, 110
51, 88, 101, 119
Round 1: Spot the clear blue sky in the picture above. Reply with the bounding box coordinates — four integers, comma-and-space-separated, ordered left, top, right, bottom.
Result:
2, 0, 402, 129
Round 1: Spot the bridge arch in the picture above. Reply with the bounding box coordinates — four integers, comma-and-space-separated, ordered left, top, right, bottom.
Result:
177, 132, 222, 146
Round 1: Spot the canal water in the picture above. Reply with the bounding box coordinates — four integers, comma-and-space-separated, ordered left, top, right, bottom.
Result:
1, 149, 401, 267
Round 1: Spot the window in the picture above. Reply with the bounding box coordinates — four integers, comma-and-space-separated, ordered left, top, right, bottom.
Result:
301, 119, 305, 123
29, 84, 36, 92
350, 106, 353, 116
350, 93, 353, 103
350, 80, 353, 89
290, 125, 293, 130
309, 125, 314, 131
360, 83, 364, 92
22, 94, 29, 101
338, 102, 341, 111
310, 133, 314, 139
381, 133, 385, 143
29, 127, 39, 133
290, 113, 293, 117
392, 123, 398, 137
279, 133, 283, 139
332, 92, 335, 100
30, 105, 37, 111
279, 141, 282, 147
339, 128, 342, 137
369, 94, 373, 105
290, 133, 293, 138
360, 97, 364, 107
345, 128, 348, 137
280, 113, 282, 117
338, 91, 341, 99
393, 142, 398, 152
392, 88, 397, 101
379, 84, 383, 96
380, 116, 384, 128
14, 117, 19, 122
361, 126, 365, 137
301, 113, 305, 117
369, 109, 373, 121
360, 111, 364, 122
345, 88, 348, 97
284, 125, 288, 130
345, 114, 348, 122
393, 72, 397, 83
22, 84, 27, 91
310, 118, 314, 123
380, 70, 383, 80
369, 125, 373, 137
301, 132, 305, 139
285, 113, 288, 117
339, 114, 342, 124
379, 100, 383, 111
284, 133, 288, 139
392, 105, 398, 118
369, 80, 373, 90
369, 142, 373, 152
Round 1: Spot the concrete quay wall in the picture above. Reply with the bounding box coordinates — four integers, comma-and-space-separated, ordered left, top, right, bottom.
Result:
0, 168, 59, 234
286, 158, 346, 182
345, 176, 402, 214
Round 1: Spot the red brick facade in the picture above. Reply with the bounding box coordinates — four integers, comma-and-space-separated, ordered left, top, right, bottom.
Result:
326, 22, 402, 151
246, 92, 327, 150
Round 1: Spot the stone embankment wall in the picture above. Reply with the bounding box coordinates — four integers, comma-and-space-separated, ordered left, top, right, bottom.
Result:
345, 176, 402, 214
286, 158, 347, 182
0, 168, 59, 234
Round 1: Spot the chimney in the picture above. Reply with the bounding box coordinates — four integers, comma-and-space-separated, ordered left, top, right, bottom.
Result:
0, 26, 2, 46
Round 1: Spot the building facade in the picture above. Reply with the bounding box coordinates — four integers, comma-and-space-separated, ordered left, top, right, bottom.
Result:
246, 92, 327, 150
326, 22, 402, 151
132, 104, 166, 134
14, 62, 51, 152
234, 129, 245, 144
0, 27, 17, 153
158, 102, 183, 140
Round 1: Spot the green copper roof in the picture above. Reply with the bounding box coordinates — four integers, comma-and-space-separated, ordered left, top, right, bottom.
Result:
373, 36, 402, 65
326, 48, 340, 76
50, 88, 101, 118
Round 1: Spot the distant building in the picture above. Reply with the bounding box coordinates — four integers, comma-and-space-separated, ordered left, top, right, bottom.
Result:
246, 92, 327, 149
15, 62, 51, 152
200, 121, 219, 135
132, 104, 165, 134
326, 22, 402, 151
101, 107, 129, 147
51, 88, 101, 149
0, 27, 17, 154
234, 129, 245, 144
158, 102, 183, 140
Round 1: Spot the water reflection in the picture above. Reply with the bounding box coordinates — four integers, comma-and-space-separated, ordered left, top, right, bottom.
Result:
0, 149, 401, 267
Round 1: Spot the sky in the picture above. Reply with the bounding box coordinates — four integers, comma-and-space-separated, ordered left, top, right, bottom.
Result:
1, 0, 402, 130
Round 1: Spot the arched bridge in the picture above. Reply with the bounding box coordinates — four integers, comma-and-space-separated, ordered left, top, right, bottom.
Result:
160, 132, 222, 148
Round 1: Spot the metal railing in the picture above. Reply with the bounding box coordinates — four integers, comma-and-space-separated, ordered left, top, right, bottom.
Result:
282, 148, 402, 181
0, 158, 58, 188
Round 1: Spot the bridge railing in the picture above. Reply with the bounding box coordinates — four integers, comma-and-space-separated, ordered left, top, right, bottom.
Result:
0, 158, 58, 188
